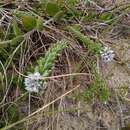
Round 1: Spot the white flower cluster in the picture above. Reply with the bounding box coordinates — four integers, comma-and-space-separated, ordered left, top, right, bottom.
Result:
24, 72, 43, 93
100, 46, 115, 62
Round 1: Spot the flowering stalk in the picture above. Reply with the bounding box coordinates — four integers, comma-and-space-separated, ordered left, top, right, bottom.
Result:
24, 39, 68, 93
35, 39, 68, 76
68, 26, 115, 63
68, 26, 102, 55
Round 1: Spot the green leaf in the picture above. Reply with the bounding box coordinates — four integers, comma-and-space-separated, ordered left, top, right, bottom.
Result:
46, 2, 60, 16
83, 12, 97, 22
11, 35, 24, 45
100, 12, 113, 21
71, 24, 81, 32
0, 35, 24, 48
22, 15, 37, 31
53, 10, 65, 22
12, 19, 22, 36
0, 40, 11, 48
0, 27, 5, 40
8, 104, 19, 123
36, 17, 43, 31
67, 0, 79, 5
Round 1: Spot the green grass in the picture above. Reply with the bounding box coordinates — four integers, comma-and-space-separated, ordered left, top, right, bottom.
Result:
0, 0, 129, 130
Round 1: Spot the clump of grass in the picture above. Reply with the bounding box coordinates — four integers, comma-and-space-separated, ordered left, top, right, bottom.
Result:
0, 104, 19, 129
77, 63, 110, 103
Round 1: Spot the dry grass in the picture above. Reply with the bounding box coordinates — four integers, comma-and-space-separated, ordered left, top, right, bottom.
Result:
1, 0, 130, 130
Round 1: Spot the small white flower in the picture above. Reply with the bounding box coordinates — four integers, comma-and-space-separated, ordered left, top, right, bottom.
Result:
24, 72, 42, 93
100, 46, 115, 62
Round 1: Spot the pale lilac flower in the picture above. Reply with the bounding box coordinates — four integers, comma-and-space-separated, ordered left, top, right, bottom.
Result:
100, 46, 115, 62
24, 72, 43, 93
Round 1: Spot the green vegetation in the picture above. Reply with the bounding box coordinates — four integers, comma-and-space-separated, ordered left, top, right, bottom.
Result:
77, 64, 110, 103
35, 39, 68, 76
68, 26, 102, 55
0, 0, 130, 130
